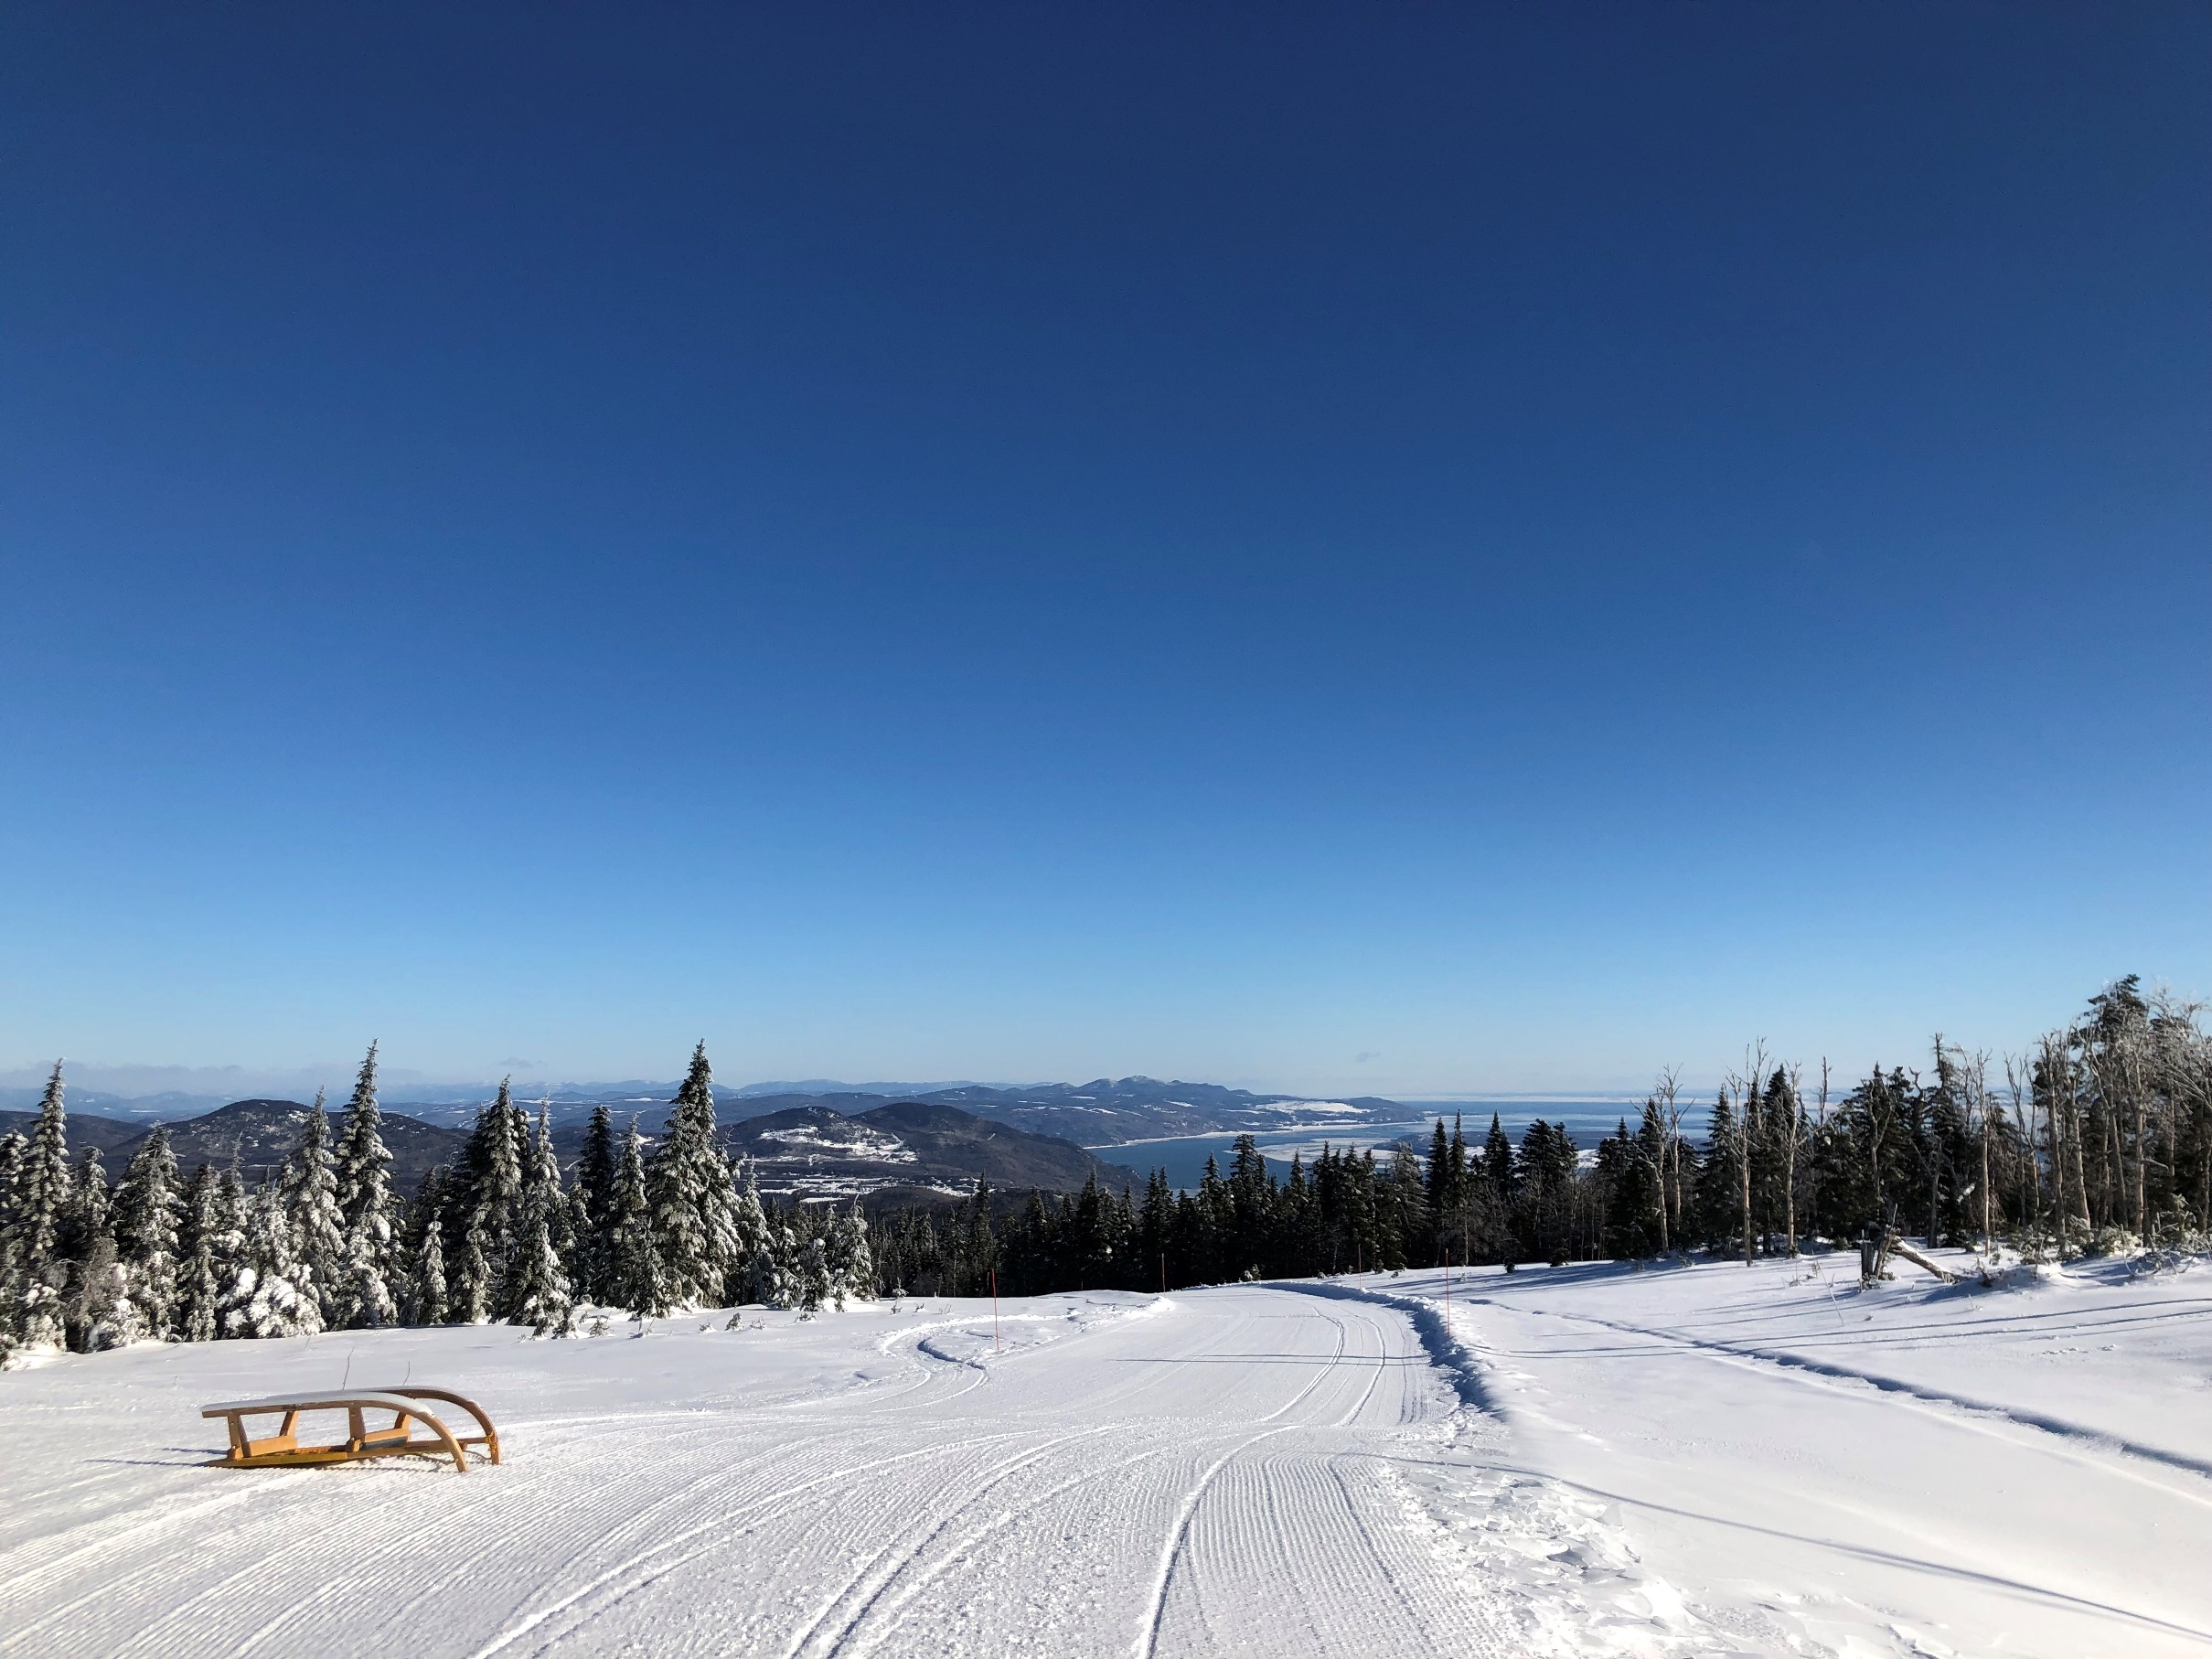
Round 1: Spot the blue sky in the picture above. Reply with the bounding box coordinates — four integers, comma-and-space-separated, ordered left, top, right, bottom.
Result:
3, 5, 2207, 1098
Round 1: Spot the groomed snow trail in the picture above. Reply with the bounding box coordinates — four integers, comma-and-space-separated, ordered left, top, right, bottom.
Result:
0, 1287, 1632, 1657
1403, 1256, 2212, 1659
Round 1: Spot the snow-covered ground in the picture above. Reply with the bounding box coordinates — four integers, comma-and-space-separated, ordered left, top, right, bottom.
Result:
2, 1251, 2207, 1657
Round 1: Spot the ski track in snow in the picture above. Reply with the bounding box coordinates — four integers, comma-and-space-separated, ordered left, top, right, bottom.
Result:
0, 1288, 1642, 1658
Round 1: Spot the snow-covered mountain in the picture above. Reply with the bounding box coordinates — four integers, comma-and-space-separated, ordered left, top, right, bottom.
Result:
14, 1096, 1134, 1202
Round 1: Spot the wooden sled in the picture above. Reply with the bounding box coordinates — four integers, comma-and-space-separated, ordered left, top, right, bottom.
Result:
203, 1387, 500, 1473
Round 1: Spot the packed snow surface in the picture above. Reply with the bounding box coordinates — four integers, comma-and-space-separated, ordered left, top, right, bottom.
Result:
2, 1252, 2207, 1657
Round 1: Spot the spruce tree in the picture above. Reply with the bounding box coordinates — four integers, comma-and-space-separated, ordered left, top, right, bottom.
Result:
0, 1129, 23, 1226
453, 1202, 495, 1323
222, 1183, 321, 1339
531, 1107, 577, 1270
727, 1157, 772, 1304
0, 1129, 24, 1360
175, 1164, 229, 1343
499, 1202, 572, 1335
61, 1151, 140, 1350
748, 1222, 796, 1309
11, 1064, 72, 1349
448, 1083, 527, 1319
646, 1043, 737, 1308
330, 1043, 398, 1328
281, 1090, 346, 1323
576, 1104, 617, 1300
823, 1201, 874, 1308
607, 1119, 667, 1317
112, 1125, 183, 1340
497, 1107, 573, 1333
795, 1233, 831, 1314
409, 1216, 450, 1326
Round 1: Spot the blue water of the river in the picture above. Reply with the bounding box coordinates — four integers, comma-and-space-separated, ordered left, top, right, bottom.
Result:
1087, 1099, 1659, 1192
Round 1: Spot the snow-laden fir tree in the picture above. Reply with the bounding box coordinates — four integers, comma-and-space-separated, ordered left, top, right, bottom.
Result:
747, 1222, 796, 1309
822, 1200, 874, 1310
0, 1130, 25, 1228
112, 1124, 182, 1340
448, 1081, 527, 1317
11, 1063, 73, 1350
499, 1201, 572, 1335
575, 1104, 617, 1303
453, 1199, 495, 1323
62, 1146, 109, 1259
531, 1106, 578, 1270
222, 1182, 322, 1339
727, 1157, 773, 1304
60, 1148, 140, 1349
280, 1090, 346, 1323
646, 1044, 739, 1308
409, 1214, 449, 1326
794, 1234, 831, 1315
0, 1129, 24, 1362
497, 1106, 573, 1334
607, 1118, 668, 1318
330, 1042, 398, 1329
174, 1162, 233, 1343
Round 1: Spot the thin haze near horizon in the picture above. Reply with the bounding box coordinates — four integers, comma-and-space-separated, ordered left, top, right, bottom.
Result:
3, 6, 2207, 1099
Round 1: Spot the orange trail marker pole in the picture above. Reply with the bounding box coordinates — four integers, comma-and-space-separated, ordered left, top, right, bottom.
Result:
1442, 1247, 1450, 1334
990, 1267, 1000, 1354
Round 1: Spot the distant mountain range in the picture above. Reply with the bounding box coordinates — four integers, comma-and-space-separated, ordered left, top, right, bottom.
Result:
0, 1076, 1413, 1146
0, 1095, 1140, 1204
389, 1076, 1411, 1145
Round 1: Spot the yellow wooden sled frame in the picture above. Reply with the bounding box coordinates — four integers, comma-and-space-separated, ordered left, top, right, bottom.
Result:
202, 1386, 500, 1473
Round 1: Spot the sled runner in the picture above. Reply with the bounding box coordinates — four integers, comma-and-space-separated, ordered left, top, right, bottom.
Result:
202, 1386, 500, 1472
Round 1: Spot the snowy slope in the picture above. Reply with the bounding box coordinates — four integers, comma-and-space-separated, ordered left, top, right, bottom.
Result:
2, 1256, 2207, 1657
1360, 1251, 2212, 1658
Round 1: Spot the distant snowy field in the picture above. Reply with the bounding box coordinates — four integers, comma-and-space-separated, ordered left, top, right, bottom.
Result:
2, 1253, 2207, 1657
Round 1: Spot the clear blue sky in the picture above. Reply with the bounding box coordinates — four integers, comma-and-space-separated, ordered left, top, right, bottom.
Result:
3, 5, 2207, 1098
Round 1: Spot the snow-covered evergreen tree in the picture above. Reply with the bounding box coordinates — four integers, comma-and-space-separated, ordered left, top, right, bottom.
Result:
0, 1129, 23, 1362
497, 1106, 574, 1334
337, 1209, 400, 1330
646, 1043, 738, 1307
795, 1234, 831, 1315
175, 1163, 232, 1343
531, 1106, 577, 1270
222, 1183, 322, 1339
499, 1201, 573, 1336
281, 1090, 346, 1323
727, 1157, 773, 1304
409, 1215, 450, 1326
453, 1200, 495, 1323
575, 1104, 616, 1301
112, 1125, 182, 1340
744, 1223, 790, 1308
607, 1119, 668, 1317
448, 1082, 527, 1316
823, 1200, 874, 1310
10, 1064, 72, 1351
0, 1130, 25, 1231
330, 1043, 398, 1328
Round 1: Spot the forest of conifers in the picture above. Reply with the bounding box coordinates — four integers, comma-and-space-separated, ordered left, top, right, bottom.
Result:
4, 977, 2207, 1361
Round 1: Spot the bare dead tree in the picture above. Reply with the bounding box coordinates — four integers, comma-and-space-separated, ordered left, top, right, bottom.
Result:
1732, 1041, 1769, 1265
2004, 1052, 2041, 1246
1782, 1061, 1804, 1258
1960, 1047, 1993, 1249
1656, 1065, 1686, 1248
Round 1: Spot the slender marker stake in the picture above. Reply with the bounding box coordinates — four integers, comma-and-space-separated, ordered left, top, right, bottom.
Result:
990, 1267, 1000, 1354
